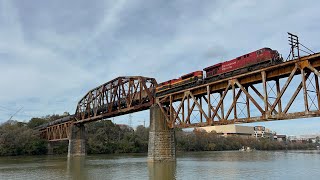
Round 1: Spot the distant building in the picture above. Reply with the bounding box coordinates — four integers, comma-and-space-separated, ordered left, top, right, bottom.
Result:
197, 124, 254, 138
198, 125, 279, 139
287, 135, 297, 142
253, 126, 274, 139
274, 135, 287, 142
288, 134, 320, 143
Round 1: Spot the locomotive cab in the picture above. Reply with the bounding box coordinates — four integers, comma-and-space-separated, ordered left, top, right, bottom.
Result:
203, 63, 222, 78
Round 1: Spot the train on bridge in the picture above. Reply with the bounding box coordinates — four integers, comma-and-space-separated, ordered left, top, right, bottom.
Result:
156, 47, 282, 96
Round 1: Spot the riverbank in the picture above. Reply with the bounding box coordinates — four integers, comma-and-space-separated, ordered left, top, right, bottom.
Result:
1, 117, 318, 156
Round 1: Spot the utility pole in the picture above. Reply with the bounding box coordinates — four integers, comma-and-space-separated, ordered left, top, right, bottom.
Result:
288, 32, 300, 60
8, 107, 23, 121
128, 114, 132, 128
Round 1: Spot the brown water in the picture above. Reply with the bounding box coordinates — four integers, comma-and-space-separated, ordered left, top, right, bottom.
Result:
0, 150, 319, 180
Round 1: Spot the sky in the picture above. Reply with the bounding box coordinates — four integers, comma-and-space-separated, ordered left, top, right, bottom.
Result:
0, 0, 319, 135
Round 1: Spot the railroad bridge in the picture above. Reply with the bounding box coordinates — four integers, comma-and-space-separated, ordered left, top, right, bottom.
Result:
39, 52, 320, 161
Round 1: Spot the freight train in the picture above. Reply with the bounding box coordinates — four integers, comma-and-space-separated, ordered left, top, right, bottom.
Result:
156, 47, 282, 95
156, 71, 203, 92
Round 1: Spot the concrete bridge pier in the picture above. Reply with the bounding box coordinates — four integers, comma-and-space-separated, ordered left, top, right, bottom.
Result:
47, 142, 53, 155
148, 104, 176, 162
68, 124, 86, 157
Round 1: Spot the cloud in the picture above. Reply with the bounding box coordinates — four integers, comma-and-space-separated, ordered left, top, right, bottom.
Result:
0, 0, 320, 135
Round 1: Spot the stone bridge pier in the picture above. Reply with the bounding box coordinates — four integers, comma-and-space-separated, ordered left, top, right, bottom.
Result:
148, 104, 176, 162
66, 104, 176, 160
68, 124, 86, 157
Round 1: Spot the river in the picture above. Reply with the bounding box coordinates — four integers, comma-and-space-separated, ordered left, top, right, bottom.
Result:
0, 150, 319, 180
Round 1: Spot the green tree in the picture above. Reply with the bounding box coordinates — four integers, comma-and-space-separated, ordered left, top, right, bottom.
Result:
0, 121, 47, 156
27, 117, 48, 128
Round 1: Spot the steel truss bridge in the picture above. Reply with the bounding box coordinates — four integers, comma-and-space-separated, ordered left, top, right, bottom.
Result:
157, 53, 320, 128
39, 76, 157, 141
39, 53, 320, 141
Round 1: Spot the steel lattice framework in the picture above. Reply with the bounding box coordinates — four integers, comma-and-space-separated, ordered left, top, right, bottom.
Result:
40, 121, 72, 141
39, 53, 320, 141
75, 76, 157, 123
39, 76, 157, 141
156, 53, 320, 128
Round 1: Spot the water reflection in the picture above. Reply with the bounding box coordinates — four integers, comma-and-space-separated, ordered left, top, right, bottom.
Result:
0, 151, 319, 179
179, 150, 275, 162
67, 156, 87, 180
148, 161, 176, 180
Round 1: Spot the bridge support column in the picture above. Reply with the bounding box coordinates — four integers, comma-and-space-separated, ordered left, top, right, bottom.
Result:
47, 142, 53, 155
148, 104, 176, 162
68, 124, 86, 157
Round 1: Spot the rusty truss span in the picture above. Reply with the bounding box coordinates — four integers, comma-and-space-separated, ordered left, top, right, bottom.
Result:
39, 76, 157, 141
156, 53, 320, 128
75, 76, 157, 123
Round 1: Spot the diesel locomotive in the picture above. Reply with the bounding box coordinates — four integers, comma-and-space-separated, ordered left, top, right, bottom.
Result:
156, 47, 282, 94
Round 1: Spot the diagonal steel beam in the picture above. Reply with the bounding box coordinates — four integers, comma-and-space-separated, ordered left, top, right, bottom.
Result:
250, 85, 278, 114
211, 82, 231, 123
225, 88, 242, 120
235, 80, 264, 114
270, 65, 298, 113
202, 96, 222, 121
172, 93, 187, 123
283, 72, 311, 113
188, 91, 210, 124
157, 102, 170, 124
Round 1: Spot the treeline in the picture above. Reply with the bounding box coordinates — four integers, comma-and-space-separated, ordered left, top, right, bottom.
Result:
0, 115, 149, 156
0, 114, 70, 156
175, 129, 317, 151
0, 114, 318, 156
86, 120, 149, 154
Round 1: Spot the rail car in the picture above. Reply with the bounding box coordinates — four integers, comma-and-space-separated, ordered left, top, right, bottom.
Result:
37, 115, 74, 130
156, 47, 282, 95
204, 47, 282, 80
111, 89, 151, 110
156, 71, 203, 93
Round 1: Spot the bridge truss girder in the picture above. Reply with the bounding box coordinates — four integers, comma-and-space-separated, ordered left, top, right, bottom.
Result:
157, 53, 320, 128
75, 76, 157, 123
40, 121, 72, 141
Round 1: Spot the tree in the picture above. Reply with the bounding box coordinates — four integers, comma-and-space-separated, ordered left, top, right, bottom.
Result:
0, 121, 47, 156
27, 117, 48, 128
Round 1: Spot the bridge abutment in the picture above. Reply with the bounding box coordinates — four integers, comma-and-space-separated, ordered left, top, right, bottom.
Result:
148, 104, 176, 162
68, 124, 86, 157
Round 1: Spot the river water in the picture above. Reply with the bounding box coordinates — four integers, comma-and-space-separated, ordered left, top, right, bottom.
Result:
0, 150, 319, 180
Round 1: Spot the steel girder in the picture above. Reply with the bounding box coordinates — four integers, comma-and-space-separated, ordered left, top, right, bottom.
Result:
156, 53, 320, 128
75, 76, 157, 123
40, 121, 72, 141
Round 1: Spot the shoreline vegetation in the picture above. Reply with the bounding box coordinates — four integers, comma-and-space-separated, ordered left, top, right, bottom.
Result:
0, 114, 318, 156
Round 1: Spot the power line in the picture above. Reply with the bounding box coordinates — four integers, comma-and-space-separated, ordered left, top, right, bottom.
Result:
8, 107, 23, 120
0, 105, 14, 112
300, 43, 315, 54
0, 108, 11, 112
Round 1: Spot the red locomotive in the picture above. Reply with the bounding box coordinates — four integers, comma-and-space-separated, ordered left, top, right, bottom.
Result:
204, 48, 281, 79
156, 47, 282, 95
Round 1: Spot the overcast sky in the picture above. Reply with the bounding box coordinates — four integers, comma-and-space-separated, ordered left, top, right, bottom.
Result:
0, 0, 319, 135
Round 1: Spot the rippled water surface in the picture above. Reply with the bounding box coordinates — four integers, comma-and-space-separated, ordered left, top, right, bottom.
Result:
0, 150, 319, 180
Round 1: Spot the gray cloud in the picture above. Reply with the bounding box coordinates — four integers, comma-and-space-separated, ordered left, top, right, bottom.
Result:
0, 0, 319, 134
